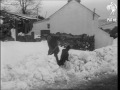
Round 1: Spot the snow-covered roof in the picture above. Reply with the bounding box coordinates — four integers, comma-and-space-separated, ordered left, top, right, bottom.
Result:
98, 19, 117, 30
99, 22, 117, 30
3, 11, 38, 20
11, 13, 38, 20
33, 18, 50, 24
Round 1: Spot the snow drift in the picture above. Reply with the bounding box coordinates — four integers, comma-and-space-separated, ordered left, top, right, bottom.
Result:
1, 39, 117, 90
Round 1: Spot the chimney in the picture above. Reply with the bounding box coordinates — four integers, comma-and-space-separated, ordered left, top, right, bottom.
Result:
68, 0, 81, 3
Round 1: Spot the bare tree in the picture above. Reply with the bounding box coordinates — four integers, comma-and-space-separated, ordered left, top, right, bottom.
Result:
1, 0, 41, 15
0, 0, 9, 11
15, 0, 41, 14
0, 0, 3, 2
0, 0, 5, 4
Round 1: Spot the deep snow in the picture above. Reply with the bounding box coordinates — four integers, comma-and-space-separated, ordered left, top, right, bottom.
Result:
1, 38, 117, 90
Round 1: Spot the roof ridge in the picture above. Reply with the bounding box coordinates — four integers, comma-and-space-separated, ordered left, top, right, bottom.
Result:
47, 0, 100, 19
47, 1, 70, 19
79, 2, 100, 17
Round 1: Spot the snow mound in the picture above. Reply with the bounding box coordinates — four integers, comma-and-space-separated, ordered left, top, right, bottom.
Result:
1, 40, 117, 90
112, 38, 117, 46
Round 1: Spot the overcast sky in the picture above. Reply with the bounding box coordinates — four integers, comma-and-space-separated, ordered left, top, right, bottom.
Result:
40, 0, 117, 19
2, 0, 117, 19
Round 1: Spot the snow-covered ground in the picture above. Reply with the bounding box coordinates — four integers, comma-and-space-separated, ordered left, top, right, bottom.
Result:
1, 38, 118, 90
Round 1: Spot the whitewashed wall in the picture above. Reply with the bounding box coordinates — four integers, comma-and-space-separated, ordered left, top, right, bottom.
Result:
0, 19, 4, 24
49, 1, 99, 35
30, 1, 113, 49
29, 20, 49, 35
91, 21, 113, 49
94, 29, 113, 49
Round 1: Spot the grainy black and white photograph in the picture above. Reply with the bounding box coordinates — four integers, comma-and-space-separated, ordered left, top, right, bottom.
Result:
0, 0, 118, 90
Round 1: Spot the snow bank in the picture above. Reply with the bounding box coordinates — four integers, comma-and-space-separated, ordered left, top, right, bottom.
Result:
112, 38, 117, 46
1, 39, 117, 90
1, 41, 49, 66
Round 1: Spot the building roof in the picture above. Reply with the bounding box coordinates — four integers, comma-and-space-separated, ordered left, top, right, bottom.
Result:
34, 0, 100, 24
1, 10, 38, 20
48, 0, 100, 19
9, 12, 38, 20
33, 18, 50, 24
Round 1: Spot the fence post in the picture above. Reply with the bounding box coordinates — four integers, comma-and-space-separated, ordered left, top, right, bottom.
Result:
15, 19, 18, 41
11, 28, 16, 41
16, 28, 18, 41
31, 32, 34, 40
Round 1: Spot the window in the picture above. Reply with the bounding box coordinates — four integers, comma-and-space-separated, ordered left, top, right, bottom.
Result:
47, 23, 50, 29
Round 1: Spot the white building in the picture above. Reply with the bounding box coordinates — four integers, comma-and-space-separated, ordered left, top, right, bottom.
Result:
30, 0, 113, 49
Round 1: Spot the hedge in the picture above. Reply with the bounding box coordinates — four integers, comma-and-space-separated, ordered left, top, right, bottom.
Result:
50, 33, 95, 51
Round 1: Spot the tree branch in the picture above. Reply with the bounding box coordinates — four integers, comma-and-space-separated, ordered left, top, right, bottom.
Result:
2, 0, 42, 15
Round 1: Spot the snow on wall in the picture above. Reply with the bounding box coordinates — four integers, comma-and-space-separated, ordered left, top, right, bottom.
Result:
1, 39, 117, 90
94, 28, 114, 49
112, 38, 117, 46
